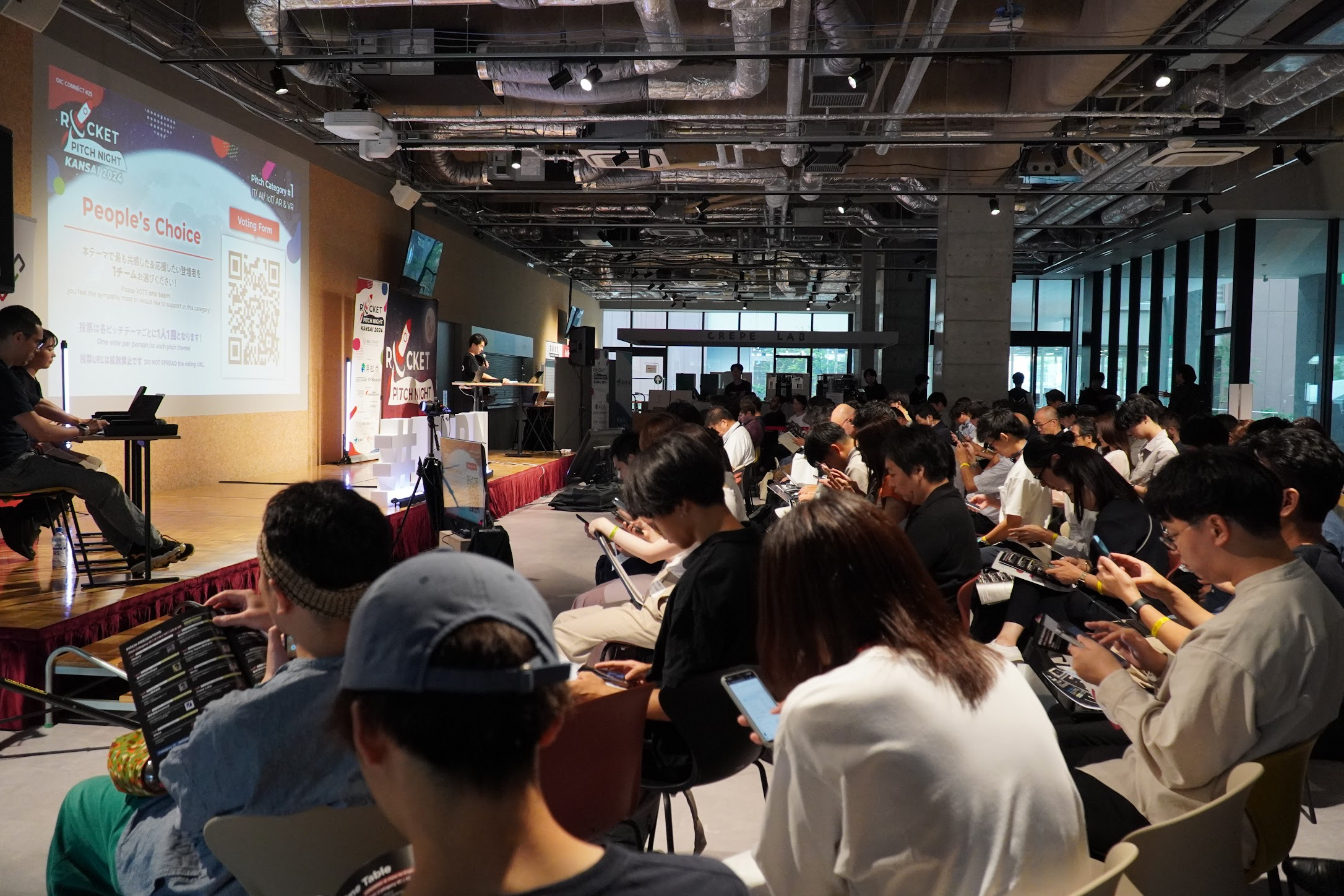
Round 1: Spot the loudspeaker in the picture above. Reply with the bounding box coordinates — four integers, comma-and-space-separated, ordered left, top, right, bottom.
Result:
389, 180, 421, 210
0, 0, 63, 31
568, 325, 595, 367
0, 126, 12, 295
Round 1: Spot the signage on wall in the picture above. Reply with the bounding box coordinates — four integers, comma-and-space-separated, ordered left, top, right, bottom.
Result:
347, 278, 387, 460
617, 329, 898, 348
381, 290, 438, 419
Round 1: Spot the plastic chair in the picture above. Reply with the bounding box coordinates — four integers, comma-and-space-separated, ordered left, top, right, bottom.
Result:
646, 665, 767, 854
1119, 761, 1264, 896
1067, 842, 1140, 896
203, 804, 407, 896
539, 683, 651, 841
1245, 735, 1321, 895
955, 575, 979, 631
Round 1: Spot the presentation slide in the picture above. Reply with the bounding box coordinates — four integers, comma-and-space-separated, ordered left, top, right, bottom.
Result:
36, 51, 308, 416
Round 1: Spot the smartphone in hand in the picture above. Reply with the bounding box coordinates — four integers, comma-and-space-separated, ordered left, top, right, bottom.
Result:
722, 669, 780, 746
1091, 535, 1112, 559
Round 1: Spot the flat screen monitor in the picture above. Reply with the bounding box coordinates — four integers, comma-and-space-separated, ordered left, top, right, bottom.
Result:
402, 230, 443, 297
565, 305, 584, 333
439, 436, 490, 527
675, 373, 698, 393
566, 427, 624, 484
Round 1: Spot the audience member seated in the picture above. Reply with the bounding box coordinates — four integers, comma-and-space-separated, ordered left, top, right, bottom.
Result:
642, 415, 746, 521
738, 396, 764, 448
882, 425, 980, 609
707, 406, 755, 474
1067, 448, 1344, 858
971, 409, 1053, 561
664, 400, 704, 426
751, 494, 1090, 896
0, 305, 191, 570
829, 402, 856, 437
1070, 415, 1098, 450
1033, 405, 1062, 436
336, 551, 747, 896
1178, 413, 1230, 449
1057, 403, 1079, 429
1095, 412, 1132, 479
954, 434, 1012, 533
927, 391, 948, 417
912, 402, 953, 442
1115, 396, 1177, 493
971, 447, 1166, 652
853, 414, 907, 523
46, 481, 393, 896
1158, 408, 1182, 450
569, 428, 761, 842
803, 421, 870, 497
1045, 389, 1066, 408
587, 432, 665, 584
786, 395, 808, 430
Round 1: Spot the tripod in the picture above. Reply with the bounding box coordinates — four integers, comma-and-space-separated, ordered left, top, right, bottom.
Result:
393, 411, 446, 551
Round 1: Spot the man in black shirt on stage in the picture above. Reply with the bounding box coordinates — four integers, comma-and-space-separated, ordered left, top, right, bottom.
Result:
0, 306, 190, 570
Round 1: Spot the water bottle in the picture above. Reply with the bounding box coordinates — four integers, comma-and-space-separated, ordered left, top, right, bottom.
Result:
52, 527, 70, 571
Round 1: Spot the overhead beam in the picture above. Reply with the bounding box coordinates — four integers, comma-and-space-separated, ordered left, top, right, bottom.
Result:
328, 134, 1344, 147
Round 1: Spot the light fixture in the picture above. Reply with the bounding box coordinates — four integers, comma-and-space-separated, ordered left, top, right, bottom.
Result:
1295, 146, 1315, 166
847, 64, 873, 90
1154, 70, 1173, 89
835, 148, 854, 168
1181, 198, 1192, 215
802, 148, 819, 167
837, 196, 851, 214
650, 197, 665, 214
639, 147, 651, 168
611, 147, 630, 166
270, 65, 289, 96
580, 65, 603, 91
510, 149, 522, 170
741, 300, 749, 310
989, 197, 1001, 216
1272, 144, 1285, 166
548, 68, 573, 90
1197, 198, 1213, 214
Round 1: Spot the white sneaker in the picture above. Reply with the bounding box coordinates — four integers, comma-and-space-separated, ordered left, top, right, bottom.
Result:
986, 641, 1023, 664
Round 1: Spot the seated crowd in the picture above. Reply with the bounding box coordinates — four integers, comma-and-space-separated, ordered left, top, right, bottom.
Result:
44, 370, 1344, 896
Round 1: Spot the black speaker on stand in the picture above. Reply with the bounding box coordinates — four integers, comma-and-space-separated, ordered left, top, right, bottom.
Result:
568, 325, 595, 367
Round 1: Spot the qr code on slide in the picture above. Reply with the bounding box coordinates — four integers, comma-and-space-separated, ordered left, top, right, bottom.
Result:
225, 247, 282, 367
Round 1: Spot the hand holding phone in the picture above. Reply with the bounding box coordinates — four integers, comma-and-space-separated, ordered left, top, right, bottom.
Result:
1091, 535, 1112, 559
722, 670, 780, 746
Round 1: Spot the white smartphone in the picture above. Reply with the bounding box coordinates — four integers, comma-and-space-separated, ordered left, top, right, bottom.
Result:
721, 669, 780, 746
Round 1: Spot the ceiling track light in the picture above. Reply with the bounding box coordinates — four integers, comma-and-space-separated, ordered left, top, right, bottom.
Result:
1181, 198, 1193, 215
649, 197, 665, 214
1198, 198, 1214, 214
801, 148, 819, 168
548, 68, 573, 90
580, 64, 603, 91
989, 197, 1001, 215
270, 64, 289, 96
638, 147, 651, 168
611, 147, 630, 167
835, 148, 854, 168
1272, 144, 1285, 166
847, 64, 873, 90
1295, 146, 1315, 166
837, 196, 851, 214
1154, 70, 1173, 89
510, 149, 522, 170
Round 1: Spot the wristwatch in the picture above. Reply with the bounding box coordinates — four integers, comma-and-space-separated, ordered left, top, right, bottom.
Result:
76, 422, 90, 436
1128, 596, 1160, 617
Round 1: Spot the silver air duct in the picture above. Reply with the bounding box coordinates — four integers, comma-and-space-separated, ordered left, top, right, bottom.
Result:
875, 0, 959, 155
430, 151, 491, 186
243, 0, 350, 89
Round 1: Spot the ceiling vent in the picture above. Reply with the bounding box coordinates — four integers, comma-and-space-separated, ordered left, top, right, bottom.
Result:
1142, 139, 1257, 168
487, 151, 545, 181
802, 143, 854, 174
351, 30, 435, 76
644, 226, 705, 240
809, 74, 869, 109
577, 148, 671, 170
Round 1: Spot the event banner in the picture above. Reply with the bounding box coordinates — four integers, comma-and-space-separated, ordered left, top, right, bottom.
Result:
40, 61, 305, 408
381, 290, 437, 420
348, 278, 387, 460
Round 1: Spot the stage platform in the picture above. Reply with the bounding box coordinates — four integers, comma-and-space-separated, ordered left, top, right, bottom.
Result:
0, 451, 572, 729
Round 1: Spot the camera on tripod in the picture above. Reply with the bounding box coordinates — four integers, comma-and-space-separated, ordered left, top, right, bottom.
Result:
420, 398, 447, 418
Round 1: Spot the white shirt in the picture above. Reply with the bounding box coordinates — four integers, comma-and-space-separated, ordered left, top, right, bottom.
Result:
999, 454, 1053, 562
971, 455, 1015, 524
723, 471, 748, 522
722, 422, 756, 472
1129, 430, 1178, 487
788, 413, 808, 430
844, 447, 870, 496
755, 647, 1091, 896
1104, 448, 1131, 480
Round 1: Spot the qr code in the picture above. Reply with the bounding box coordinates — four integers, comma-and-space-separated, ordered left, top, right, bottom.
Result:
226, 249, 281, 366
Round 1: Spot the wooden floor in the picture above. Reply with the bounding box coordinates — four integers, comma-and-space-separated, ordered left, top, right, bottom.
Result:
0, 451, 564, 633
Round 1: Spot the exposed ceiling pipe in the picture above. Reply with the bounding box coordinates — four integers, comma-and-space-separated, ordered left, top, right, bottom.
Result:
778, 0, 811, 169
430, 150, 491, 185
874, 0, 959, 156
1250, 69, 1344, 132
475, 0, 684, 84
243, 0, 351, 89
887, 176, 938, 213
574, 162, 791, 188
813, 0, 866, 77
1099, 181, 1174, 225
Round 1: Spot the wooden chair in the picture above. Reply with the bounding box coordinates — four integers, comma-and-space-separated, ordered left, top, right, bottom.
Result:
1118, 761, 1264, 896
1245, 736, 1321, 895
538, 683, 651, 840
1067, 842, 1140, 896
203, 804, 406, 896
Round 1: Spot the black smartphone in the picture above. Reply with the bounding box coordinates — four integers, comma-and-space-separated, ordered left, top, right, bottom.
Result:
594, 667, 629, 687
721, 669, 780, 746
1091, 535, 1112, 559
575, 514, 589, 526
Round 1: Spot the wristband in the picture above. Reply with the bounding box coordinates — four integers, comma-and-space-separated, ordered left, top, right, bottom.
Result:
1049, 532, 1059, 543
1150, 616, 1170, 638
607, 523, 620, 541
960, 462, 971, 468
1129, 596, 1159, 617
1093, 578, 1105, 596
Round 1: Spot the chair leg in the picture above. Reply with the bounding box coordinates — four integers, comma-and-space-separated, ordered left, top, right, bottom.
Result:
1268, 865, 1284, 896
663, 792, 676, 854
683, 790, 707, 855
1302, 774, 1317, 825
755, 759, 769, 798
645, 795, 660, 853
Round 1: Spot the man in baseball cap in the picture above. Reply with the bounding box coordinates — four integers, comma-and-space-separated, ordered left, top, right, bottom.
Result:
335, 550, 747, 896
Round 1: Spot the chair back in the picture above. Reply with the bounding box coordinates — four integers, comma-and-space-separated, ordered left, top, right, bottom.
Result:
656, 666, 765, 790
1119, 761, 1263, 896
1244, 735, 1320, 882
955, 575, 978, 630
539, 684, 650, 840
1067, 842, 1140, 896
203, 804, 407, 896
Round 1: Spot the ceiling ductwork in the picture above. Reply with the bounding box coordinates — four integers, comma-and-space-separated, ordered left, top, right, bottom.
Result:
780, 0, 868, 168
243, 0, 351, 89
430, 150, 491, 186
874, 0, 959, 156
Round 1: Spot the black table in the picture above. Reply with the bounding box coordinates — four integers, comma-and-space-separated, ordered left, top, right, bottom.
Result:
81, 433, 181, 588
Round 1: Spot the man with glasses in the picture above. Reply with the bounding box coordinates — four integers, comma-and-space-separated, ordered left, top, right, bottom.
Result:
1065, 448, 1344, 858
1033, 405, 1062, 436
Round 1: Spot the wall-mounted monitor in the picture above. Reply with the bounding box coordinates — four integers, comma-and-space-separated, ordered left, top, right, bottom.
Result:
565, 305, 584, 333
402, 229, 443, 296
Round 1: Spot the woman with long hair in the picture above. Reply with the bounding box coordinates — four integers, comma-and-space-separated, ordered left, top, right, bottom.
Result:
1095, 412, 1132, 479
752, 493, 1089, 896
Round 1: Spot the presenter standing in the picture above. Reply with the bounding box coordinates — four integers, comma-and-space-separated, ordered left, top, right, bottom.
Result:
461, 333, 499, 383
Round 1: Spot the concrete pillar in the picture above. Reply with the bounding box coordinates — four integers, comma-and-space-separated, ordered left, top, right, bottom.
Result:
858, 236, 879, 372
881, 253, 930, 394
934, 193, 1012, 402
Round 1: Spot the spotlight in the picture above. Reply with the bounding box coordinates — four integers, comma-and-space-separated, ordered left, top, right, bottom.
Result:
835, 148, 854, 168
741, 300, 748, 310
611, 147, 630, 166
580, 65, 603, 91
989, 197, 1001, 216
510, 149, 522, 170
650, 197, 665, 214
548, 68, 573, 90
639, 147, 651, 168
1197, 198, 1213, 214
844, 283, 853, 294
837, 196, 851, 214
801, 148, 819, 167
1295, 146, 1315, 166
1154, 70, 1172, 89
270, 65, 289, 96
1181, 198, 1192, 215
847, 64, 873, 90
1272, 144, 1285, 166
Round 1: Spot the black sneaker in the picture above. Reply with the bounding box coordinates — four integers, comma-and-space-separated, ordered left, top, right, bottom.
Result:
0, 509, 35, 561
127, 541, 185, 576
160, 538, 194, 565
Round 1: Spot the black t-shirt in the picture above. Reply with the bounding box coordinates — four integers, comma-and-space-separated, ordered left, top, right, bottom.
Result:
0, 365, 36, 470
1295, 543, 1344, 607
904, 482, 982, 607
462, 351, 486, 382
1090, 498, 1167, 573
722, 380, 753, 399
11, 367, 40, 406
650, 527, 761, 689
863, 382, 889, 402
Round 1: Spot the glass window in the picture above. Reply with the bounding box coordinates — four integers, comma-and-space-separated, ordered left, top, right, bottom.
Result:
928, 279, 938, 384
740, 311, 774, 331
747, 347, 774, 398
811, 348, 851, 382
1136, 256, 1152, 390
1011, 280, 1034, 330
1076, 277, 1092, 393
1009, 346, 1033, 392
667, 346, 702, 392
667, 311, 703, 330
603, 310, 631, 348
1037, 281, 1072, 332
776, 312, 813, 332
1212, 332, 1232, 415
705, 312, 739, 330
1187, 236, 1205, 375
775, 353, 813, 397
1116, 262, 1131, 396
811, 313, 850, 332
1332, 232, 1344, 444
1098, 275, 1111, 387
1159, 246, 1176, 393
1036, 347, 1070, 406
704, 346, 741, 378
1251, 220, 1328, 420
1211, 227, 1236, 412
631, 311, 666, 331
